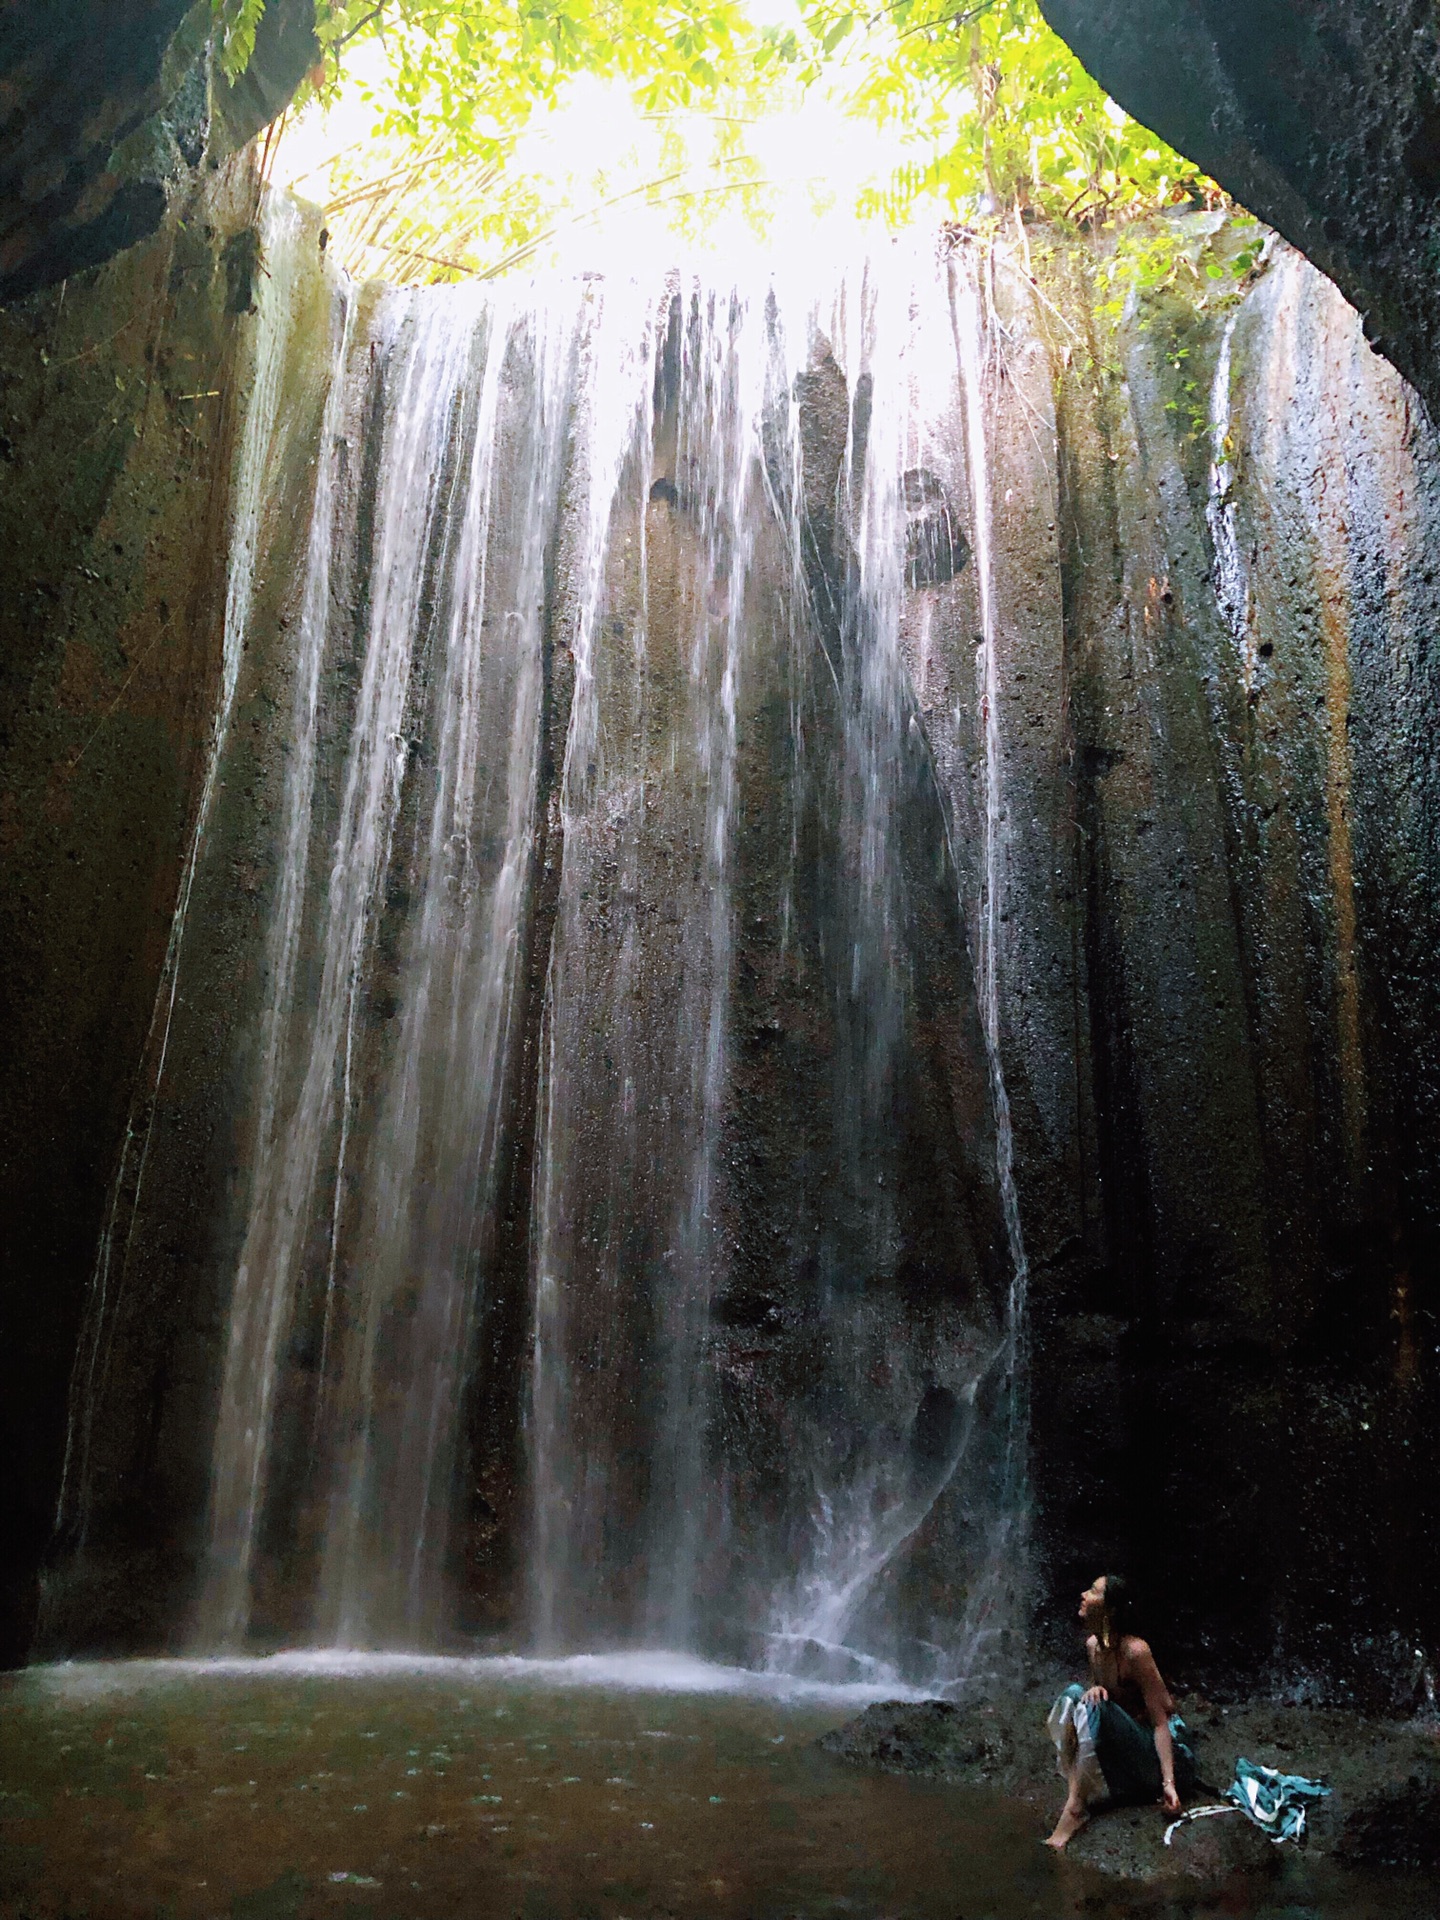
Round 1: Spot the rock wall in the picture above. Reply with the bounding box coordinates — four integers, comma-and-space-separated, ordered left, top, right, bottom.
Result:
998, 233, 1440, 1700
1039, 0, 1440, 426
0, 158, 290, 1667
0, 0, 317, 305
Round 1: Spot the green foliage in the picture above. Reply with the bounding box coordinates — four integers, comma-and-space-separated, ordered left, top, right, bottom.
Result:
213, 0, 269, 81
1045, 210, 1269, 456
220, 0, 1231, 273
305, 0, 753, 161
1094, 211, 1268, 329
772, 0, 1214, 224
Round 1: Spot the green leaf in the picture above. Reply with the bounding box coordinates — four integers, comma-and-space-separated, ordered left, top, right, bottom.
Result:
214, 0, 267, 80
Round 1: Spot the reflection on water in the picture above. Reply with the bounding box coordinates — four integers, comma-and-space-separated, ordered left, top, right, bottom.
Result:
0, 1663, 1429, 1919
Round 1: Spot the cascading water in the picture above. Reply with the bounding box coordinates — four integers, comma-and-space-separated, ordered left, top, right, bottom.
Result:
33, 142, 1440, 1722
199, 288, 486, 1647
751, 249, 1031, 1688
315, 291, 578, 1647
62, 206, 1034, 1686
1207, 308, 1253, 678
195, 268, 360, 1650
526, 271, 756, 1655
198, 282, 585, 1649
528, 252, 1027, 1687
950, 247, 1031, 1681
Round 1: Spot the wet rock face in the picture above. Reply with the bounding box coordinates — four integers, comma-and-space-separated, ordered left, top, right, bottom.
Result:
819, 1697, 1019, 1780
0, 159, 274, 1666
0, 1, 196, 303
1039, 0, 1440, 423
1011, 237, 1440, 1701
824, 1693, 1440, 1883
1339, 1758, 1440, 1874
0, 0, 316, 305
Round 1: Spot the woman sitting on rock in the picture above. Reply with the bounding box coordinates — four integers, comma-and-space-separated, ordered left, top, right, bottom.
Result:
1045, 1572, 1196, 1848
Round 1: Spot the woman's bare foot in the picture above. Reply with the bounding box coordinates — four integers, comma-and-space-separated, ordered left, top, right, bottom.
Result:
1044, 1804, 1090, 1849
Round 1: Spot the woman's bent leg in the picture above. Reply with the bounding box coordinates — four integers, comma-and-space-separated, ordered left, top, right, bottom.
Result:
1045, 1687, 1106, 1848
1045, 1768, 1094, 1849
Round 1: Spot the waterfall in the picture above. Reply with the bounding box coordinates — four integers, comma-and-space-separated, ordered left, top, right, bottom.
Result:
199, 278, 592, 1649
529, 275, 778, 1653
950, 245, 1031, 1679
758, 245, 1032, 1687
316, 291, 577, 1646
33, 156, 1440, 1705
197, 288, 488, 1647
1207, 307, 1253, 677
65, 216, 1032, 1682
203, 277, 358, 1641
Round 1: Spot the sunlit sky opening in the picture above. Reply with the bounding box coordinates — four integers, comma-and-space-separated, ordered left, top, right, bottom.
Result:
263, 0, 1207, 287
271, 19, 955, 283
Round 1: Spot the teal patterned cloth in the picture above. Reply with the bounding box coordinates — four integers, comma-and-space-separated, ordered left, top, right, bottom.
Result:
1224, 1756, 1331, 1843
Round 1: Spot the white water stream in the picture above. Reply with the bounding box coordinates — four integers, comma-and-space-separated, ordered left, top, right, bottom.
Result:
62, 221, 1035, 1691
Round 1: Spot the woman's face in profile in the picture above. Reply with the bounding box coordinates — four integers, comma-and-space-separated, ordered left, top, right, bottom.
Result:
1079, 1575, 1108, 1627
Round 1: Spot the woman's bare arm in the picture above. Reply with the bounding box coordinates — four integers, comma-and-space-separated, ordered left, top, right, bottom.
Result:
1127, 1639, 1182, 1811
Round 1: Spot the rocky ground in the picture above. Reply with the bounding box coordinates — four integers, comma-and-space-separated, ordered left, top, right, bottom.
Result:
817, 1689, 1440, 1885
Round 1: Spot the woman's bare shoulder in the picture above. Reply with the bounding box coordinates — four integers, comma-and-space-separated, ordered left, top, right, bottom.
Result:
1119, 1633, 1155, 1664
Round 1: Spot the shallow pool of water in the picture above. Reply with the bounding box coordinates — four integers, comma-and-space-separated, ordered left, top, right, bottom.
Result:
0, 1656, 1429, 1918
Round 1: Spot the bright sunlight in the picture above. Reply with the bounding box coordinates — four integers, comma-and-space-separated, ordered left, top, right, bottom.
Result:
238, 0, 1219, 283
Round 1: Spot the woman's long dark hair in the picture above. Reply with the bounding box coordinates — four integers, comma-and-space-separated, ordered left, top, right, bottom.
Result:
1099, 1572, 1137, 1647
